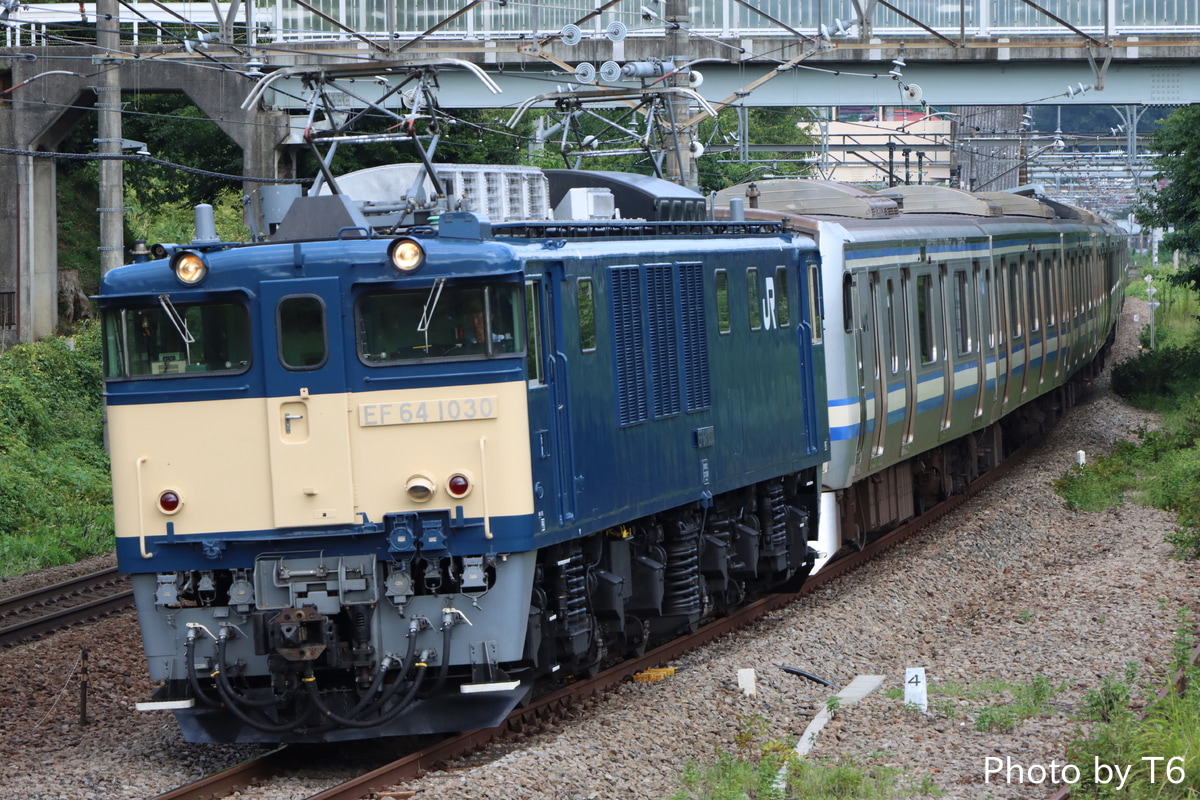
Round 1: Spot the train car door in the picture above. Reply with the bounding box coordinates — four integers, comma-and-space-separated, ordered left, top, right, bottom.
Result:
1059, 243, 1073, 374
260, 277, 355, 528
845, 272, 870, 468
1031, 256, 1046, 389
524, 266, 577, 529
867, 271, 888, 463
900, 269, 918, 449
938, 265, 954, 435
798, 258, 822, 456
992, 256, 1011, 419
972, 261, 986, 419
1044, 252, 1060, 381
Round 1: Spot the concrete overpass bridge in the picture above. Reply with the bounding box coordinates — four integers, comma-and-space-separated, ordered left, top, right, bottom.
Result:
4, 0, 1200, 339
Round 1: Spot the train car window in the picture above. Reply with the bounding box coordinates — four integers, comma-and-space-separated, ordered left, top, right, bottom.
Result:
1044, 254, 1056, 327
101, 300, 250, 379
917, 273, 935, 364
1008, 265, 1023, 339
525, 281, 544, 385
842, 274, 855, 334
278, 295, 327, 370
357, 283, 524, 363
747, 268, 762, 330
886, 277, 899, 374
715, 270, 731, 334
577, 279, 596, 352
983, 267, 996, 350
807, 264, 824, 343
954, 270, 971, 355
995, 261, 1008, 347
775, 266, 791, 328
1070, 254, 1079, 317
1029, 260, 1041, 333
1088, 252, 1096, 310
1074, 254, 1081, 317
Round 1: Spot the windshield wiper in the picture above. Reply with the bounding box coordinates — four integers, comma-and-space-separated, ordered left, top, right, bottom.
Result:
416, 278, 446, 352
158, 294, 196, 364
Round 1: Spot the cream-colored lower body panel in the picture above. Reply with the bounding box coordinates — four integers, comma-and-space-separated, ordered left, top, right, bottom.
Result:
110, 381, 534, 551
109, 397, 275, 545
349, 381, 534, 523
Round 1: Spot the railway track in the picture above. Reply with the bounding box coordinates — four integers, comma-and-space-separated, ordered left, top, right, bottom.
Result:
152, 439, 1034, 800
0, 566, 134, 647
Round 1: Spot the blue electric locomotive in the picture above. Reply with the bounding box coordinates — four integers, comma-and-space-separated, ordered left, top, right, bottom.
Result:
100, 165, 830, 743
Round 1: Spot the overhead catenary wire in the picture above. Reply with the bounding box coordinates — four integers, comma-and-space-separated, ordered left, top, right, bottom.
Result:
0, 145, 307, 182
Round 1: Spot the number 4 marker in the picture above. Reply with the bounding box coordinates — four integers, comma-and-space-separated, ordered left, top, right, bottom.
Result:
905, 667, 928, 712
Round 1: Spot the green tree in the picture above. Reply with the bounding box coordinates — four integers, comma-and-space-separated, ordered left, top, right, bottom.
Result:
697, 106, 818, 191
1136, 105, 1200, 291
122, 93, 244, 206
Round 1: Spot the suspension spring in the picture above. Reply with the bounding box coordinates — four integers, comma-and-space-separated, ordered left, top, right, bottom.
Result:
662, 522, 701, 616
760, 483, 790, 557
556, 544, 590, 638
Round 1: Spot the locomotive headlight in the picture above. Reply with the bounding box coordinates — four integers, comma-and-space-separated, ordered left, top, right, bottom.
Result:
157, 489, 183, 515
388, 238, 425, 273
170, 251, 208, 285
405, 474, 436, 503
446, 472, 473, 499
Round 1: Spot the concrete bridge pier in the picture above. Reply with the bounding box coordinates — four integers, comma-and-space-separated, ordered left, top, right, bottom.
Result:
1, 48, 292, 342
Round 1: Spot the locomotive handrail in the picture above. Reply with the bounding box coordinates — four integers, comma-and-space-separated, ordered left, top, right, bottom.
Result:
135, 456, 153, 559
479, 435, 492, 540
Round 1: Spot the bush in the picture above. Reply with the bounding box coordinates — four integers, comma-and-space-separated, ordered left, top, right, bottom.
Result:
1111, 345, 1200, 410
0, 323, 113, 577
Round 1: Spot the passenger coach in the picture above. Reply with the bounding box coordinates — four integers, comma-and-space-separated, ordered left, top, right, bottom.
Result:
716, 180, 1125, 566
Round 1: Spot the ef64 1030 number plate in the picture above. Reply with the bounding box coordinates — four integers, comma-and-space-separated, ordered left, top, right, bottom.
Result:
358, 396, 498, 427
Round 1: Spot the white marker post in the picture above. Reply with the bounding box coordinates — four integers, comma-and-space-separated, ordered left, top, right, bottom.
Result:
905, 667, 928, 712
1146, 274, 1158, 351
737, 668, 757, 698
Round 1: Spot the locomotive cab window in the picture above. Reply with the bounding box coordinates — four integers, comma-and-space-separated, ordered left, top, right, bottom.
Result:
357, 283, 524, 363
102, 299, 251, 379
525, 280, 544, 385
278, 295, 327, 370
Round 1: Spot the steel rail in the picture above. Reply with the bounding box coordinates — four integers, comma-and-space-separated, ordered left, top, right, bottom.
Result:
0, 567, 133, 647
149, 747, 293, 800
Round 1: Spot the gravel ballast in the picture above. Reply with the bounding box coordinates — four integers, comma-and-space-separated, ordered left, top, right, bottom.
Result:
2, 296, 1195, 800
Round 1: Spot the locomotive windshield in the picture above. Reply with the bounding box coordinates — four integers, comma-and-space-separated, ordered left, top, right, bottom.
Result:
101, 299, 251, 378
357, 283, 524, 363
